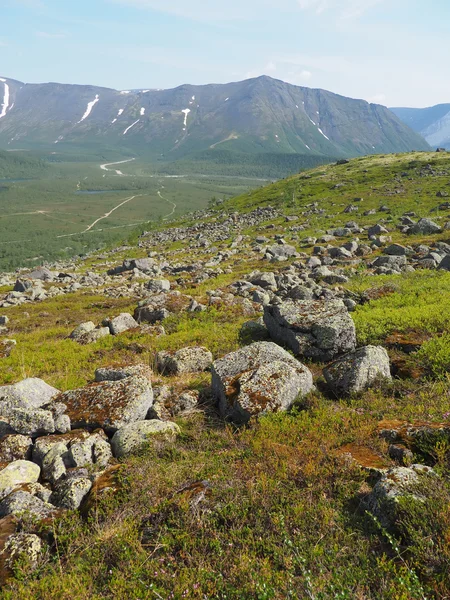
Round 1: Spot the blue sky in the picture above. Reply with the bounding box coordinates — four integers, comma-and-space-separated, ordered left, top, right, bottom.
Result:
1, 0, 449, 107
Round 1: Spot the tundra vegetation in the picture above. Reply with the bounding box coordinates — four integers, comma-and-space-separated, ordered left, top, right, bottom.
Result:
1, 151, 450, 599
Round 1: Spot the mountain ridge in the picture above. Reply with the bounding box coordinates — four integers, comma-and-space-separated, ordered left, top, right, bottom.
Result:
0, 75, 429, 165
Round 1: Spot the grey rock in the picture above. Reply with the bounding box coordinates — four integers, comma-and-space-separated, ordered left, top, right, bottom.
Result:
323, 345, 391, 396
0, 461, 40, 500
69, 321, 96, 340
0, 490, 56, 519
0, 378, 60, 409
156, 347, 213, 375
57, 375, 153, 433
51, 477, 92, 510
111, 420, 180, 458
145, 279, 171, 293
408, 218, 442, 235
366, 464, 436, 528
0, 435, 32, 462
372, 255, 407, 269
212, 341, 313, 424
94, 364, 152, 382
106, 313, 139, 335
264, 299, 356, 362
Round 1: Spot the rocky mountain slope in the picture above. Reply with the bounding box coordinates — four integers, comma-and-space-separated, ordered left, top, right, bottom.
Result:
392, 104, 450, 149
1, 151, 450, 597
0, 75, 429, 165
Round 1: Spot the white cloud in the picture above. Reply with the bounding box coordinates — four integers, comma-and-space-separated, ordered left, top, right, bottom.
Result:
369, 93, 387, 104
36, 31, 67, 39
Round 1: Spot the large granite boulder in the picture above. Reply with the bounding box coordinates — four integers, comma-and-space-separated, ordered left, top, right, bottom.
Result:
211, 341, 314, 424
323, 345, 392, 396
264, 299, 356, 362
56, 376, 153, 433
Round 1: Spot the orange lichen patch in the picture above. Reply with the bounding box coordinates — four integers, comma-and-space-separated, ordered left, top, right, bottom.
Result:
362, 284, 398, 302
385, 330, 431, 353
81, 464, 125, 516
337, 443, 390, 470
390, 354, 426, 380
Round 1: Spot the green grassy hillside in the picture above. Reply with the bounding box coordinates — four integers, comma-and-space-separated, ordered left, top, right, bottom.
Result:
2, 151, 450, 599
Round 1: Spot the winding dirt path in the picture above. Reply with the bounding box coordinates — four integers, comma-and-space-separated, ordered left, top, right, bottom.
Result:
56, 194, 143, 238
100, 157, 135, 176
158, 189, 177, 220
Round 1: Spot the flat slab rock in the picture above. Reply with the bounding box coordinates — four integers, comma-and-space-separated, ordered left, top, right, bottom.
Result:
264, 299, 356, 362
212, 341, 314, 424
55, 375, 153, 433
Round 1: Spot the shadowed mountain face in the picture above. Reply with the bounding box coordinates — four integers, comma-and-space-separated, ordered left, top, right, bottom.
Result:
0, 75, 428, 162
391, 104, 450, 149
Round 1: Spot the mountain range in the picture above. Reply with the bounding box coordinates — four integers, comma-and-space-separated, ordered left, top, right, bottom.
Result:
0, 75, 429, 171
391, 104, 450, 149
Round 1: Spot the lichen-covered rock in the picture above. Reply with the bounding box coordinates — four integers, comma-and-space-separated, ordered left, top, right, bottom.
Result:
0, 461, 40, 500
51, 477, 92, 510
212, 341, 314, 424
69, 432, 112, 469
111, 420, 180, 458
0, 405, 55, 437
366, 464, 436, 528
145, 279, 171, 293
171, 391, 199, 415
56, 375, 153, 433
94, 364, 152, 382
323, 345, 391, 396
78, 327, 111, 344
105, 313, 139, 335
156, 347, 213, 375
264, 299, 356, 362
41, 442, 68, 484
0, 490, 56, 519
0, 533, 42, 579
69, 321, 96, 340
0, 435, 32, 462
0, 378, 60, 410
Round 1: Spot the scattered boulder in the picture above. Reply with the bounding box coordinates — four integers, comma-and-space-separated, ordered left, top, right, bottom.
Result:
0, 490, 56, 519
51, 476, 92, 510
94, 364, 152, 382
105, 313, 138, 335
211, 341, 313, 424
69, 321, 96, 340
156, 347, 213, 375
366, 464, 436, 528
0, 435, 32, 462
0, 378, 59, 410
264, 299, 356, 362
111, 420, 180, 458
145, 279, 171, 293
0, 461, 40, 500
408, 218, 442, 235
323, 345, 391, 396
57, 376, 153, 433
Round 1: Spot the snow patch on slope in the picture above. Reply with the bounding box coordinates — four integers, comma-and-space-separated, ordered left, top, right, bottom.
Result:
317, 127, 330, 141
0, 78, 10, 120
181, 108, 191, 130
140, 107, 145, 116
77, 95, 99, 123
111, 108, 124, 124
123, 119, 140, 135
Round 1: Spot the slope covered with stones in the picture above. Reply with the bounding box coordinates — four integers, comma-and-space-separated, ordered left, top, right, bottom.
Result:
1, 151, 450, 597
